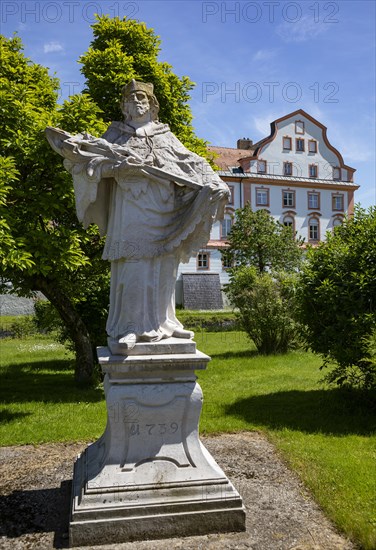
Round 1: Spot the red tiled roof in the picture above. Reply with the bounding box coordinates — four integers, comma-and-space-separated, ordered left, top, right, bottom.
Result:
208, 145, 253, 170
206, 240, 229, 248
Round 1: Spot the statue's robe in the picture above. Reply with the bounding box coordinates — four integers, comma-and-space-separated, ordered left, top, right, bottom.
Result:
60, 121, 229, 340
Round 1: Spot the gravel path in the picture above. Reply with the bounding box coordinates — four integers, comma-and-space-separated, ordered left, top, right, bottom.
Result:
0, 432, 356, 549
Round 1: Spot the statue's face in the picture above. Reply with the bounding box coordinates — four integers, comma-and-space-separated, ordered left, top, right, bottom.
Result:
124, 91, 151, 121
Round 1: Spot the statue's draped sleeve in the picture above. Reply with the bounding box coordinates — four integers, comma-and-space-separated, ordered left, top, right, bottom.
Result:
63, 158, 112, 237
45, 126, 113, 235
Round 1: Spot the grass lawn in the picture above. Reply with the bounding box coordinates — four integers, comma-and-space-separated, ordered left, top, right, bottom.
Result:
0, 331, 375, 549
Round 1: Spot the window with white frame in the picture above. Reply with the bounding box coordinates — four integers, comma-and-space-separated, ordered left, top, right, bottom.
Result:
332, 194, 344, 211
221, 217, 233, 239
283, 136, 292, 150
283, 190, 295, 208
197, 252, 210, 269
257, 160, 267, 174
309, 164, 318, 178
308, 140, 317, 153
308, 191, 320, 209
296, 138, 304, 152
309, 218, 319, 241
333, 217, 343, 228
256, 188, 269, 206
284, 162, 293, 176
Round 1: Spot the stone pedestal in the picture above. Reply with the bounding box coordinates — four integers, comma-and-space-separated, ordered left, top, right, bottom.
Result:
69, 339, 245, 547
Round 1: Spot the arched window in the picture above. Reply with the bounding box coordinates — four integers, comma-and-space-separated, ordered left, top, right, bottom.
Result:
309, 217, 320, 242
283, 215, 294, 229
333, 217, 343, 230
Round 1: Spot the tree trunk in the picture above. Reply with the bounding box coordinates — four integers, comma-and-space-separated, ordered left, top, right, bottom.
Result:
34, 276, 94, 386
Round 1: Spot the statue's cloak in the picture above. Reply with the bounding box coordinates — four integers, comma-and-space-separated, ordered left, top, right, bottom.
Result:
55, 121, 228, 263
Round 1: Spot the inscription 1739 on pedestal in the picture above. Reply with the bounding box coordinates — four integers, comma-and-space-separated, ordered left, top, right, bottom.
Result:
119, 392, 195, 471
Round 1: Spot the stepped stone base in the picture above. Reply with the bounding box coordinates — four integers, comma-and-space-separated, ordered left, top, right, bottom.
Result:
69, 340, 245, 547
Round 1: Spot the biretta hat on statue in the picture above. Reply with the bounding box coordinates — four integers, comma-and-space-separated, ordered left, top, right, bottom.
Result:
122, 79, 154, 99
121, 79, 160, 121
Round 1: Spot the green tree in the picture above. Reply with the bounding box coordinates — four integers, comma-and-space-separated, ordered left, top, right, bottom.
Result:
79, 15, 211, 159
225, 267, 299, 354
223, 206, 303, 353
298, 206, 376, 389
0, 35, 108, 385
221, 204, 304, 273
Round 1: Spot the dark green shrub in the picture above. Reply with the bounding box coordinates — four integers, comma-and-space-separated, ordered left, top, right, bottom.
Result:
297, 206, 376, 389
176, 310, 239, 332
9, 315, 38, 338
225, 267, 300, 354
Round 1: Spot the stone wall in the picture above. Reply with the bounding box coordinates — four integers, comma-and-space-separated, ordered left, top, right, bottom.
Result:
182, 274, 223, 310
0, 292, 45, 316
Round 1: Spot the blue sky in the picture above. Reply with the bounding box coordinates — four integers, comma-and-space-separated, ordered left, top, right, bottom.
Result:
2, 0, 375, 207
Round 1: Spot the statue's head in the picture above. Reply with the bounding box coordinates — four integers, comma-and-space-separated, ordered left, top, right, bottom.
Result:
121, 80, 160, 122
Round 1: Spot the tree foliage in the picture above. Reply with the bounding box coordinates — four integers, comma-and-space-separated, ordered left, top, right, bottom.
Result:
79, 15, 211, 159
0, 35, 108, 385
225, 267, 299, 354
223, 206, 303, 353
222, 204, 304, 274
298, 206, 376, 389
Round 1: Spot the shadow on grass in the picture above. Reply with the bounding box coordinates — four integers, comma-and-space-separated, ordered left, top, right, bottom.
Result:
0, 361, 103, 404
226, 389, 376, 436
209, 349, 260, 361
0, 408, 31, 423
0, 481, 71, 548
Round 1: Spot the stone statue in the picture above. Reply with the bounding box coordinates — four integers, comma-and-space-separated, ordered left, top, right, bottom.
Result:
46, 80, 229, 350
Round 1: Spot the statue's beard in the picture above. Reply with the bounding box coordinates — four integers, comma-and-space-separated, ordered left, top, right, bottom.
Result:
131, 104, 149, 118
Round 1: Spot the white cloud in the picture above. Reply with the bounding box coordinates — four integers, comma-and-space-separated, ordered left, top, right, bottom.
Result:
43, 41, 64, 54
276, 15, 329, 43
252, 49, 278, 62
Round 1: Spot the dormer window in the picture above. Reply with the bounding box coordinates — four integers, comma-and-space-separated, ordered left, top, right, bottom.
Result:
258, 160, 267, 174
296, 138, 305, 152
295, 120, 305, 134
308, 140, 317, 153
333, 167, 341, 180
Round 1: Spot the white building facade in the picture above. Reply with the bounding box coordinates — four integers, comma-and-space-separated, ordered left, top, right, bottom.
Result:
176, 109, 359, 302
